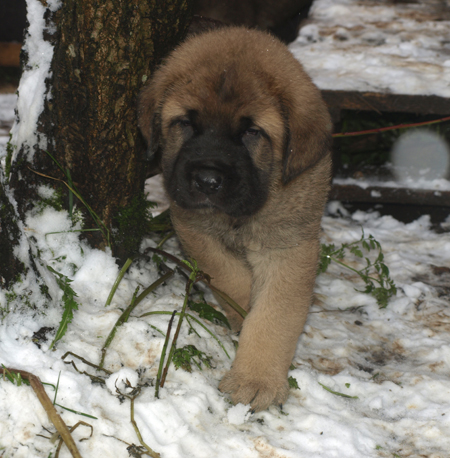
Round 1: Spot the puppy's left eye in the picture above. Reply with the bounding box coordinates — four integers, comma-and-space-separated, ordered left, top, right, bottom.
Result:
170, 118, 192, 129
178, 119, 192, 128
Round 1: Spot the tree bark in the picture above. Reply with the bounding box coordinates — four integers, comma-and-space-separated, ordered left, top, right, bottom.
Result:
0, 181, 24, 289
8, 0, 192, 260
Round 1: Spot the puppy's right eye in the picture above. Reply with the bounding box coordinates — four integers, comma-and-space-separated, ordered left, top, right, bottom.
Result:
243, 127, 260, 136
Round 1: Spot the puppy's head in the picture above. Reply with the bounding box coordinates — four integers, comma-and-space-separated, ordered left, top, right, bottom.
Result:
138, 27, 332, 218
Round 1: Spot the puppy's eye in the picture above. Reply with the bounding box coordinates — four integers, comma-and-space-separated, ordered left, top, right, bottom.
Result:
170, 118, 192, 129
178, 119, 192, 128
243, 127, 260, 136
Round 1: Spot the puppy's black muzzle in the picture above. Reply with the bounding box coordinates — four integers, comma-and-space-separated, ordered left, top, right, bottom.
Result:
164, 131, 269, 218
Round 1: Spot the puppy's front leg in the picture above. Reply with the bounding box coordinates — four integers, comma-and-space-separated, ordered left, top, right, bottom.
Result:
172, 214, 252, 330
219, 240, 319, 412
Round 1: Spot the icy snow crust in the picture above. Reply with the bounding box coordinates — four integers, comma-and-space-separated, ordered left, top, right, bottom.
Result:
289, 0, 450, 97
1, 204, 450, 457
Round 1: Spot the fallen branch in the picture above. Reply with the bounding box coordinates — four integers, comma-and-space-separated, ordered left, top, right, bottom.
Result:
2, 367, 83, 458
55, 421, 92, 457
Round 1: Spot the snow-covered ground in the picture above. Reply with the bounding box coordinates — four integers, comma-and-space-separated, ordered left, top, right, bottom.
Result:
1, 197, 450, 458
2, 86, 450, 455
1, 1, 450, 456
289, 0, 450, 97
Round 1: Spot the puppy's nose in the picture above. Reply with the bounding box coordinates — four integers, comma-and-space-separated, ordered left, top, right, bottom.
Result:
193, 168, 223, 194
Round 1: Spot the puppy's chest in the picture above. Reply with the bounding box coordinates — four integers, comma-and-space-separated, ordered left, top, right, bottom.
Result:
208, 219, 264, 256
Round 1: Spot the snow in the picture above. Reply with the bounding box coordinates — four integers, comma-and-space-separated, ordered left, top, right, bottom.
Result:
1, 202, 450, 458
227, 403, 252, 425
391, 130, 450, 182
333, 172, 450, 192
7, 0, 61, 162
1, 1, 450, 456
289, 0, 450, 97
0, 94, 17, 140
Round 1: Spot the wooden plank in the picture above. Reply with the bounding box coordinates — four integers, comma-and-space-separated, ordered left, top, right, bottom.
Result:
0, 43, 21, 67
321, 90, 450, 121
330, 183, 450, 208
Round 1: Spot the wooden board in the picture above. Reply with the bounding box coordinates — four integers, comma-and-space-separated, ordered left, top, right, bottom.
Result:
322, 90, 450, 122
330, 183, 450, 208
0, 43, 21, 67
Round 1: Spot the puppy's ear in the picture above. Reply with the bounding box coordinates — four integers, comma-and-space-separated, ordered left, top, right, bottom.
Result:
282, 96, 332, 184
137, 74, 166, 161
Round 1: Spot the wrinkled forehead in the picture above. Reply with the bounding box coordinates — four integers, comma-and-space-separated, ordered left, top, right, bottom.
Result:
160, 65, 285, 136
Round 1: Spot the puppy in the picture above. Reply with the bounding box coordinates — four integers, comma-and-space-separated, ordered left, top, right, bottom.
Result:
138, 27, 332, 411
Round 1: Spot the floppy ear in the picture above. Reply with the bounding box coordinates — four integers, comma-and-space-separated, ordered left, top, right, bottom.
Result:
137, 74, 166, 161
282, 97, 332, 184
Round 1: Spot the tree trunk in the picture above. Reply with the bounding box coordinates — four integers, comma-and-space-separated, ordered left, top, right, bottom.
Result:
8, 0, 192, 261
0, 181, 24, 289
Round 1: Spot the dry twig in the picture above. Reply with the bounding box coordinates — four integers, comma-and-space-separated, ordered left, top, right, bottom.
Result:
2, 367, 83, 458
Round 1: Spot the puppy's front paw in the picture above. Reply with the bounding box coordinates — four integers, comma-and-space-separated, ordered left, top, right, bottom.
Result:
219, 367, 289, 412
